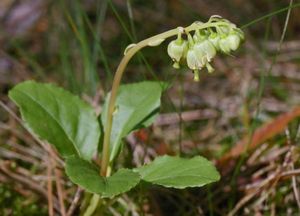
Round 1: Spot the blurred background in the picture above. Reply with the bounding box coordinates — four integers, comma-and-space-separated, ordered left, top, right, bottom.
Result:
1, 0, 300, 215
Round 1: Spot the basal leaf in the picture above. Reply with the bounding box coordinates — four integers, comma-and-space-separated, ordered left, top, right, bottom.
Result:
9, 81, 100, 161
101, 81, 166, 161
134, 155, 220, 189
65, 157, 140, 197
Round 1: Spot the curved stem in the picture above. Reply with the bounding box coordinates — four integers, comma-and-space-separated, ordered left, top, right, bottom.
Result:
100, 21, 228, 176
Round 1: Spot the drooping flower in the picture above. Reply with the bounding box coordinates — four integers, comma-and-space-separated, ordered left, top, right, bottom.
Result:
227, 33, 241, 51
186, 46, 203, 70
166, 16, 245, 81
194, 38, 216, 63
167, 28, 188, 68
218, 29, 243, 54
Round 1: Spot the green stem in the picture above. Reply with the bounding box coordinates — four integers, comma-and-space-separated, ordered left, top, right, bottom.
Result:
100, 21, 229, 177
83, 194, 101, 216
83, 166, 111, 216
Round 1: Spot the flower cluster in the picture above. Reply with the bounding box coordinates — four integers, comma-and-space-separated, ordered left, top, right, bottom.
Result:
167, 16, 244, 81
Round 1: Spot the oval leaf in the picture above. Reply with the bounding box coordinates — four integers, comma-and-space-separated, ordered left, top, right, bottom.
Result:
134, 155, 220, 189
101, 81, 166, 161
65, 157, 140, 197
9, 81, 100, 161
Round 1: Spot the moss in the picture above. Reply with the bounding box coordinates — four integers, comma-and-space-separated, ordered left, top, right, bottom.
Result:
0, 184, 47, 216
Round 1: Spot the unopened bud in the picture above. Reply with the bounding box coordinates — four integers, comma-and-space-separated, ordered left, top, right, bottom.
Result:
208, 32, 220, 51
193, 29, 207, 42
218, 35, 231, 54
227, 33, 240, 51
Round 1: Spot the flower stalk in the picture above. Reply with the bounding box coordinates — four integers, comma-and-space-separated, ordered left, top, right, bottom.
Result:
100, 17, 244, 177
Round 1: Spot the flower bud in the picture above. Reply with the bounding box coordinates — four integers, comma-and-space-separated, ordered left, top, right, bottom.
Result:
219, 26, 230, 34
219, 30, 242, 54
218, 35, 232, 54
193, 29, 207, 42
208, 32, 220, 51
167, 39, 188, 63
227, 33, 240, 51
219, 21, 236, 33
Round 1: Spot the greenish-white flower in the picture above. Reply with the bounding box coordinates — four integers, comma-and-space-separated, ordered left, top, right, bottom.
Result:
194, 39, 216, 63
218, 30, 243, 54
167, 40, 188, 63
166, 16, 245, 81
187, 47, 203, 70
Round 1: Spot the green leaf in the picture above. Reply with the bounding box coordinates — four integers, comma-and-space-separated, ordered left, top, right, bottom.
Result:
101, 81, 166, 161
134, 155, 220, 189
65, 157, 140, 197
9, 81, 100, 161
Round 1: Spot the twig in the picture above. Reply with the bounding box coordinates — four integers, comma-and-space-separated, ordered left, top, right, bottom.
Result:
229, 166, 300, 215
50, 147, 67, 216
8, 140, 44, 160
67, 187, 83, 216
47, 155, 54, 216
281, 169, 300, 178
0, 146, 39, 164
0, 100, 24, 127
285, 128, 300, 211
228, 168, 281, 216
0, 161, 47, 197
54, 168, 67, 216
288, 145, 300, 211
291, 163, 300, 211
0, 100, 48, 152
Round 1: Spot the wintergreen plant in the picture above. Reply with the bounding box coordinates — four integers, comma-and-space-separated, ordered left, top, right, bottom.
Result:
8, 16, 243, 215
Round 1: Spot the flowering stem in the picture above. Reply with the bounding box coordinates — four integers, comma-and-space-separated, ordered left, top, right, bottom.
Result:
100, 21, 229, 177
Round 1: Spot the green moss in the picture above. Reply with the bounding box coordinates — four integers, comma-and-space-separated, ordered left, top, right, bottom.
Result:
0, 184, 47, 216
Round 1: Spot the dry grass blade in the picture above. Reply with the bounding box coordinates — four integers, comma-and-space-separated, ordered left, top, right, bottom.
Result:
219, 106, 300, 164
